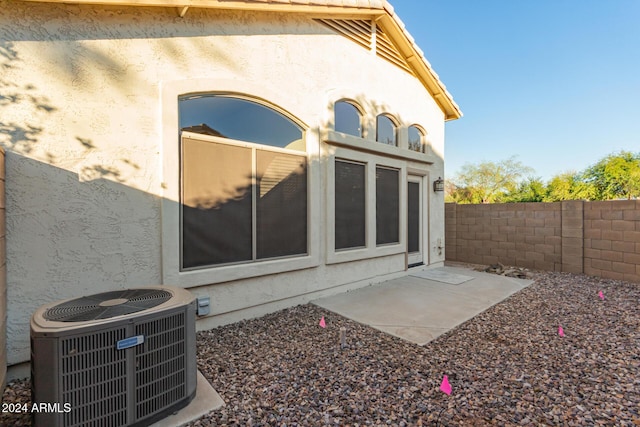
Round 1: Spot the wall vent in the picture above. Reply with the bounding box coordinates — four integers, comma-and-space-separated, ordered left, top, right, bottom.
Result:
315, 18, 414, 75
374, 25, 414, 75
316, 18, 372, 50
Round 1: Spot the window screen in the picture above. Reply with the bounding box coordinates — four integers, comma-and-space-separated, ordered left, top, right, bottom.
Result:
257, 151, 307, 259
334, 101, 362, 137
376, 167, 400, 245
181, 137, 308, 268
182, 138, 253, 268
335, 160, 366, 250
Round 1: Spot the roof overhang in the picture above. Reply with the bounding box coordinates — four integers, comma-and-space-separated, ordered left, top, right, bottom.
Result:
18, 0, 462, 120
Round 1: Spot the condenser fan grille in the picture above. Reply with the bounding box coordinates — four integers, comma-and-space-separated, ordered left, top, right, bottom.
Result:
44, 289, 173, 322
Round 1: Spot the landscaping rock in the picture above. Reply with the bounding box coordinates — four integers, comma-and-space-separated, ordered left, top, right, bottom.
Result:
1, 271, 639, 426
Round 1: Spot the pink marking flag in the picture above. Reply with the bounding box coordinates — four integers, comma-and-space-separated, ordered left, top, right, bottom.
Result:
319, 316, 326, 328
598, 291, 605, 300
440, 375, 452, 395
558, 325, 565, 337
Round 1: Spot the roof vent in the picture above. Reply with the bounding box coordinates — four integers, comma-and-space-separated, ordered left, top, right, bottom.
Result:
315, 18, 414, 75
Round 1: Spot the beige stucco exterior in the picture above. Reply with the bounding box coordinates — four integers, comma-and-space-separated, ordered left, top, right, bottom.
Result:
0, 0, 458, 369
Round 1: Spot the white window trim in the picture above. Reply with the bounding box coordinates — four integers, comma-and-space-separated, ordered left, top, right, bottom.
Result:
326, 144, 407, 265
323, 129, 437, 164
161, 79, 320, 287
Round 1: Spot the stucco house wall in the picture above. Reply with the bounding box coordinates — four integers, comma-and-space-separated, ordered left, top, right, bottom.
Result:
0, 0, 458, 368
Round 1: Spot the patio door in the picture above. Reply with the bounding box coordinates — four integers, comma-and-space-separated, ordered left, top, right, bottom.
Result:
407, 175, 423, 267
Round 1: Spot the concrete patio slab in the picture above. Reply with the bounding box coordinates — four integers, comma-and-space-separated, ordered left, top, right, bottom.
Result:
151, 370, 224, 427
312, 266, 533, 346
409, 268, 474, 284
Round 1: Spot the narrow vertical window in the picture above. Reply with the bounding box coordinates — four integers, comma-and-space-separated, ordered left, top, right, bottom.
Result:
408, 125, 425, 153
334, 101, 362, 137
335, 160, 366, 250
376, 166, 400, 245
407, 181, 420, 253
376, 114, 396, 146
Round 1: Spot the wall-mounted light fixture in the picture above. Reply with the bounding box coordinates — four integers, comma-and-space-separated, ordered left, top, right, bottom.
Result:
433, 177, 445, 192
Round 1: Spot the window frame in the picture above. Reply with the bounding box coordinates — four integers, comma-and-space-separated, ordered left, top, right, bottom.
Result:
161, 83, 320, 288
180, 132, 309, 270
408, 124, 427, 154
334, 100, 364, 138
375, 165, 401, 246
326, 145, 406, 265
375, 113, 398, 147
334, 159, 367, 251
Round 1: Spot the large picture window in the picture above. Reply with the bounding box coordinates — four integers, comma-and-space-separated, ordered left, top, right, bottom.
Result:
376, 166, 400, 245
335, 160, 366, 250
179, 95, 307, 270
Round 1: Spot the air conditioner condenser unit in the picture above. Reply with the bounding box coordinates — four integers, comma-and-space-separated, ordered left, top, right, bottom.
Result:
30, 286, 197, 427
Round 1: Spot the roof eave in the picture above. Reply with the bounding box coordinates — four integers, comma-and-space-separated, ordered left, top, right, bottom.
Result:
18, 0, 386, 15
377, 4, 462, 120
17, 0, 462, 119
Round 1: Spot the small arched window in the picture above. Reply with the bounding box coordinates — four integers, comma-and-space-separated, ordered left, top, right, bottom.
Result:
334, 100, 363, 137
408, 125, 425, 153
376, 114, 397, 146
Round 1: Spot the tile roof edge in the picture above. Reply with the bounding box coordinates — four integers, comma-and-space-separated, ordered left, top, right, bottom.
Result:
380, 2, 462, 119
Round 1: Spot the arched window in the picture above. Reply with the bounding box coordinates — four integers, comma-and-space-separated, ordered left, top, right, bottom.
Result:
179, 94, 304, 151
334, 100, 362, 137
376, 114, 397, 146
408, 125, 425, 153
179, 94, 307, 269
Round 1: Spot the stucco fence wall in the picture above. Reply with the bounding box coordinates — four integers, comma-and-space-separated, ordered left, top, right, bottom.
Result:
0, 148, 5, 390
445, 200, 640, 282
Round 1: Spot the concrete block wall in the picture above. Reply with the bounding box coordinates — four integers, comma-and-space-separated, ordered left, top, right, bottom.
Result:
445, 200, 640, 283
445, 202, 563, 271
583, 200, 640, 282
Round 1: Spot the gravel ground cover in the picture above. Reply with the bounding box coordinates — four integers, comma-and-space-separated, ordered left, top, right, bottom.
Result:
2, 270, 639, 426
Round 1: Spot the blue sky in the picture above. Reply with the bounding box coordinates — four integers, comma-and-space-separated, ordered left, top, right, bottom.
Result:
389, 0, 640, 181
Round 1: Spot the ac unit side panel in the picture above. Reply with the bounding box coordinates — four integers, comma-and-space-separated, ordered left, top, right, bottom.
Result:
132, 302, 197, 425
31, 335, 61, 427
186, 301, 197, 399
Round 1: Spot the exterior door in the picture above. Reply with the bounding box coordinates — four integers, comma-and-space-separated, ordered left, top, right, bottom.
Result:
407, 176, 423, 266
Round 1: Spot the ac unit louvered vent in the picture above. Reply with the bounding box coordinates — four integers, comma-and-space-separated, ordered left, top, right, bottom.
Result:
60, 328, 129, 427
31, 286, 197, 427
135, 312, 188, 420
315, 18, 414, 75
